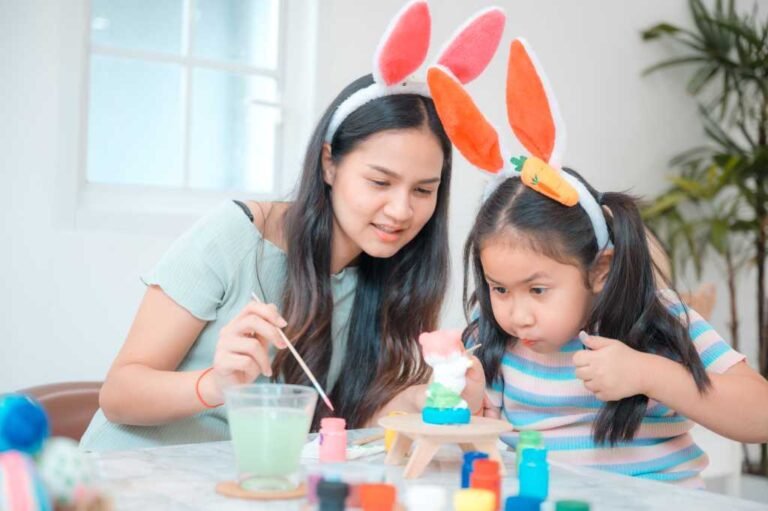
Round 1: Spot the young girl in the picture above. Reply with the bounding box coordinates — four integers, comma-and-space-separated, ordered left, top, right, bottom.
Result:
428, 38, 768, 487
80, 2, 506, 451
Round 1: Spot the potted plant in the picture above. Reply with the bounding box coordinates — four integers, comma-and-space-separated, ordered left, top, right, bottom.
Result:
641, 0, 768, 476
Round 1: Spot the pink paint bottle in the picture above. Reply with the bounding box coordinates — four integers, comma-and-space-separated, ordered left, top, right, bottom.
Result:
319, 417, 347, 463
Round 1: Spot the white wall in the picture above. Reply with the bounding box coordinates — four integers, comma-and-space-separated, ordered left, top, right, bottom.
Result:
0, 0, 759, 394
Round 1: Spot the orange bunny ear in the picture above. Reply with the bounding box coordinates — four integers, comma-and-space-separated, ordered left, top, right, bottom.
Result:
506, 38, 566, 166
427, 66, 504, 173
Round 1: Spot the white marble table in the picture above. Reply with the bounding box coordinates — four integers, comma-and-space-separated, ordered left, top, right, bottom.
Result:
87, 430, 768, 510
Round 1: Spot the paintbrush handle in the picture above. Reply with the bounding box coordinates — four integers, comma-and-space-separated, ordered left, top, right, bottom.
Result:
250, 292, 335, 412
275, 328, 335, 411
466, 344, 482, 354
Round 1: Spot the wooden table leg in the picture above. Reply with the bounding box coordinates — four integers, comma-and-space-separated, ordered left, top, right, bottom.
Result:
385, 432, 413, 465
458, 442, 476, 453
472, 437, 507, 476
403, 438, 442, 479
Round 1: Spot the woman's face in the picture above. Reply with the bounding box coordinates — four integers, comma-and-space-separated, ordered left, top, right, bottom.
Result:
323, 127, 445, 261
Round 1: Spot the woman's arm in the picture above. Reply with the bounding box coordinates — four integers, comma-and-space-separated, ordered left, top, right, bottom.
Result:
99, 286, 210, 425
100, 286, 286, 426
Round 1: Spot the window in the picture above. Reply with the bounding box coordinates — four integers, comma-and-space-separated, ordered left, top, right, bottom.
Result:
56, 0, 316, 232
89, 0, 287, 193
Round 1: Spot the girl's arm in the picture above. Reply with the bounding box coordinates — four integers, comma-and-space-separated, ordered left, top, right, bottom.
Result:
642, 357, 768, 444
575, 334, 768, 443
100, 286, 286, 426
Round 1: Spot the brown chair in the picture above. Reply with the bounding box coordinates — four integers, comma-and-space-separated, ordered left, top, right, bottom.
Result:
18, 382, 102, 441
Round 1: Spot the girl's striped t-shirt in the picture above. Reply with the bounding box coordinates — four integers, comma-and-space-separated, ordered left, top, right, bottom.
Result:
478, 290, 745, 488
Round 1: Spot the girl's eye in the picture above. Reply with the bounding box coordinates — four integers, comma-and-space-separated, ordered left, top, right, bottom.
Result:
370, 180, 389, 187
415, 187, 434, 196
531, 287, 547, 296
491, 285, 508, 295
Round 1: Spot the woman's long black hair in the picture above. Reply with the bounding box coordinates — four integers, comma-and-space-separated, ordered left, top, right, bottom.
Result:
269, 74, 452, 429
462, 169, 710, 444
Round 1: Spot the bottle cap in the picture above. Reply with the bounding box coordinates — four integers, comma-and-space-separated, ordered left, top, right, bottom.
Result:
473, 459, 500, 475
519, 430, 542, 443
320, 417, 346, 431
316, 479, 349, 501
555, 500, 590, 511
405, 485, 447, 511
454, 489, 495, 511
359, 483, 396, 510
505, 495, 542, 511
463, 451, 489, 466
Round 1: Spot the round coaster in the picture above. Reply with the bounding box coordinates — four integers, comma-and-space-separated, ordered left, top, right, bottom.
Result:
216, 481, 307, 500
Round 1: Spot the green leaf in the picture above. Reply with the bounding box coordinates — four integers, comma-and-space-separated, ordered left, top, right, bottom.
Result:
641, 22, 684, 40
642, 191, 688, 218
642, 56, 708, 76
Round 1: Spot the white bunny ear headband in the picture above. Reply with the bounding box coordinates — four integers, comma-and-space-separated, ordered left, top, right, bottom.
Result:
324, 0, 507, 143
426, 38, 612, 250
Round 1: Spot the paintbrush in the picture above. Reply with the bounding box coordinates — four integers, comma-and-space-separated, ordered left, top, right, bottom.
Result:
251, 292, 335, 412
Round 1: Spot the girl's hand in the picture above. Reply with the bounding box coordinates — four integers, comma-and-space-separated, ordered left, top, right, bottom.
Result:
462, 355, 487, 414
572, 331, 652, 402
207, 301, 288, 403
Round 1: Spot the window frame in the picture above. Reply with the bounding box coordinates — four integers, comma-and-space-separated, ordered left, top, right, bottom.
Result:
55, 0, 318, 234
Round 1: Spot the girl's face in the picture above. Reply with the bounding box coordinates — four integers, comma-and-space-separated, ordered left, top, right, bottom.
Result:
323, 127, 444, 262
480, 236, 608, 354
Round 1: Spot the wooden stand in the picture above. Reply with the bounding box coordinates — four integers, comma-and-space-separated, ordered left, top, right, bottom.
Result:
379, 413, 513, 479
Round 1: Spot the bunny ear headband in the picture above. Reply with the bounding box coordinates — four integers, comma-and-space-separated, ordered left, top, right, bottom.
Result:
324, 0, 507, 143
426, 38, 612, 250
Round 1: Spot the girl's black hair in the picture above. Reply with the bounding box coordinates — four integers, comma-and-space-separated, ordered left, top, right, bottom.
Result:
462, 169, 710, 445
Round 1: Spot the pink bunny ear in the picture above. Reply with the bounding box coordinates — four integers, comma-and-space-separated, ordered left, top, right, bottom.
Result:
373, 0, 431, 86
436, 7, 506, 84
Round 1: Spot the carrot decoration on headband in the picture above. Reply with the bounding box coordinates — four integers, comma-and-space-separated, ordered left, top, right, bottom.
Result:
427, 38, 611, 249
325, 1, 507, 143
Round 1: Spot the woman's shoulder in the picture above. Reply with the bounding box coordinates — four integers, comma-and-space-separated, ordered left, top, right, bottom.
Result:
240, 201, 290, 252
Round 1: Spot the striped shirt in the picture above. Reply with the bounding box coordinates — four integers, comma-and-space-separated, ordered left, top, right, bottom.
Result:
477, 290, 745, 488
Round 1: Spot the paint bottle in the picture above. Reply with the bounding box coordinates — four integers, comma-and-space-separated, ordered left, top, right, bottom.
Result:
461, 451, 489, 488
470, 459, 501, 510
359, 483, 397, 511
519, 448, 548, 501
516, 430, 543, 474
319, 417, 347, 463
317, 479, 348, 511
505, 495, 542, 511
384, 411, 407, 452
405, 485, 447, 511
555, 501, 590, 511
453, 488, 495, 511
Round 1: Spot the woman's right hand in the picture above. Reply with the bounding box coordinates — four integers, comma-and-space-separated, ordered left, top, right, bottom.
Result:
206, 301, 289, 403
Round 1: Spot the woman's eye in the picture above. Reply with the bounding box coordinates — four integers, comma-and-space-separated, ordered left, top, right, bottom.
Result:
491, 286, 508, 295
370, 180, 389, 187
531, 287, 547, 295
415, 187, 434, 196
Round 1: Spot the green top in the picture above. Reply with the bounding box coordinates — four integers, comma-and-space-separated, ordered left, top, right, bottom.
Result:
80, 201, 358, 451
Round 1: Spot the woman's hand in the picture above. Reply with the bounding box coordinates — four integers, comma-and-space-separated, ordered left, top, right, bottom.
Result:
205, 301, 288, 404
